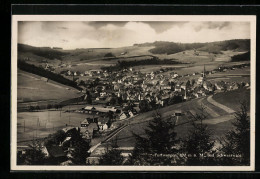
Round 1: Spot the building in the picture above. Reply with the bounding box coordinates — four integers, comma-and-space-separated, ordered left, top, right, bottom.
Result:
97, 117, 109, 131
197, 65, 206, 85
118, 112, 129, 120
80, 118, 98, 140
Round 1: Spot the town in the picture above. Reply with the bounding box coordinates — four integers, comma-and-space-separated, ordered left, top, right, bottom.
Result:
17, 58, 250, 165
15, 21, 252, 167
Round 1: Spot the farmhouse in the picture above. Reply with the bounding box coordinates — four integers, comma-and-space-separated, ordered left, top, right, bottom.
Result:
80, 119, 98, 140
118, 112, 130, 120
97, 117, 110, 131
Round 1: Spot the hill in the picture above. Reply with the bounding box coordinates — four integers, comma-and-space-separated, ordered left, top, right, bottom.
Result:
134, 39, 250, 55
18, 70, 81, 103
18, 44, 69, 60
18, 39, 250, 71
231, 51, 250, 62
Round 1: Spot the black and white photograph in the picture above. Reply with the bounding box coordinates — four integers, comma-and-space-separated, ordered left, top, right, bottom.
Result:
11, 15, 256, 171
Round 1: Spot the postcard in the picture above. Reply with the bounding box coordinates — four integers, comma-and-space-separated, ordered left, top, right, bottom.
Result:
11, 15, 256, 171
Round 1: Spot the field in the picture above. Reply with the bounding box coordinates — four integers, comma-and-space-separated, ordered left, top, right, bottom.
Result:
17, 109, 89, 143
212, 88, 250, 111
18, 70, 82, 103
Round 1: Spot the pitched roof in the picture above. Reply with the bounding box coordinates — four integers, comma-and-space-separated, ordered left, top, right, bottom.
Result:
46, 146, 66, 158
81, 118, 89, 125
62, 127, 75, 133
84, 106, 95, 110
88, 123, 98, 131
98, 117, 109, 125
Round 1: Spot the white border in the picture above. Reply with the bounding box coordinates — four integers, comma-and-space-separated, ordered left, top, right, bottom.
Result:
11, 15, 256, 171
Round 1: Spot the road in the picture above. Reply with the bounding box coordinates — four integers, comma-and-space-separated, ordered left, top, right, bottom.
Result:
207, 95, 235, 114
89, 93, 240, 156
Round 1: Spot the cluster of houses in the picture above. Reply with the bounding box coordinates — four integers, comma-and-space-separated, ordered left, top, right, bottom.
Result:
69, 63, 250, 114
60, 69, 105, 78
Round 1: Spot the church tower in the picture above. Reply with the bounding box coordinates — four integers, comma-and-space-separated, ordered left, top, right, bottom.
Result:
197, 64, 206, 85
202, 64, 206, 78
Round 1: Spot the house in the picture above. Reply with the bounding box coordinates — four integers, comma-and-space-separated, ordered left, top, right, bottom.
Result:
215, 81, 226, 90
80, 119, 89, 127
80, 121, 99, 140
45, 145, 67, 163
62, 127, 80, 137
172, 110, 182, 117
181, 84, 186, 90
86, 117, 98, 124
97, 117, 109, 131
175, 85, 182, 92
203, 81, 213, 91
118, 112, 129, 120
173, 74, 179, 78
197, 76, 205, 85
128, 111, 134, 117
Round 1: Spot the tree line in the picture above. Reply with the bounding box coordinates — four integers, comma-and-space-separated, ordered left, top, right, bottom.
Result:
101, 57, 184, 72
231, 51, 250, 62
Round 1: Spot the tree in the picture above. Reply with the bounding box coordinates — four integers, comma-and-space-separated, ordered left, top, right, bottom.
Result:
117, 96, 123, 105
85, 91, 92, 104
70, 138, 90, 165
109, 97, 117, 106
29, 106, 35, 111
128, 112, 180, 165
47, 104, 52, 110
18, 141, 46, 165
34, 105, 40, 111
191, 79, 196, 86
98, 138, 124, 165
219, 101, 250, 165
182, 105, 215, 165
44, 130, 66, 147
139, 100, 150, 112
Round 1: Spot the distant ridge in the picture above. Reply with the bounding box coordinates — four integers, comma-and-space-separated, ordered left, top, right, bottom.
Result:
18, 43, 68, 60
134, 39, 250, 55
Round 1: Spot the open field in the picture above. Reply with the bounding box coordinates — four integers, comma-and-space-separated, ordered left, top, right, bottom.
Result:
212, 88, 250, 111
17, 110, 89, 143
17, 70, 82, 103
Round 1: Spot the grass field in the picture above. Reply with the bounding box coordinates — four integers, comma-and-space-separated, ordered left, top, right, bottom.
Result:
17, 109, 89, 143
212, 88, 250, 112
18, 70, 81, 103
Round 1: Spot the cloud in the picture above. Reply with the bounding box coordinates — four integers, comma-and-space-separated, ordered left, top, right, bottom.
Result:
18, 21, 250, 49
193, 22, 232, 32
143, 21, 188, 33
86, 21, 128, 29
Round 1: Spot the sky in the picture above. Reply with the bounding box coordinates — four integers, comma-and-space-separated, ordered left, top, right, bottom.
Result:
18, 21, 250, 49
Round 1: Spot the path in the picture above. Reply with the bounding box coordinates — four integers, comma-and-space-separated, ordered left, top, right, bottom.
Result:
197, 98, 220, 118
207, 95, 235, 114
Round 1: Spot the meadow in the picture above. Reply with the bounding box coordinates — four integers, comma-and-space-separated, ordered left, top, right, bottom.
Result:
212, 88, 250, 112
17, 70, 81, 103
17, 109, 90, 143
